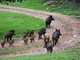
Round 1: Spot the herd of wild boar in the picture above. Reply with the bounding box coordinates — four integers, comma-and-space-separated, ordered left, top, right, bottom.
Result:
0, 15, 62, 53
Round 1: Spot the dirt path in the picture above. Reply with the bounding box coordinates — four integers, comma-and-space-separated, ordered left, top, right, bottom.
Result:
0, 5, 80, 57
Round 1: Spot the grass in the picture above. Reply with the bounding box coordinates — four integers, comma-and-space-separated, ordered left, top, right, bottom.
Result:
2, 0, 79, 16
48, 2, 80, 16
0, 11, 45, 39
0, 44, 80, 60
0, 46, 30, 54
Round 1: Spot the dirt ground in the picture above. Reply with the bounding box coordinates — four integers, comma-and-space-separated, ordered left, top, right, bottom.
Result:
0, 5, 80, 57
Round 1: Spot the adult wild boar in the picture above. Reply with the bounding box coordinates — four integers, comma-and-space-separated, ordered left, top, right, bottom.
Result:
45, 15, 55, 28
38, 28, 46, 40
44, 29, 61, 53
4, 30, 15, 42
44, 40, 53, 53
52, 29, 62, 46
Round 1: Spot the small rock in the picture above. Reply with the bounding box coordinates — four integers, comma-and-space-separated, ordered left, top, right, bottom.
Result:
73, 35, 77, 38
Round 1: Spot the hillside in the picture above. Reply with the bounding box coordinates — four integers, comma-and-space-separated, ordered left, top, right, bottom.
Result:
0, 5, 80, 59
0, 0, 80, 60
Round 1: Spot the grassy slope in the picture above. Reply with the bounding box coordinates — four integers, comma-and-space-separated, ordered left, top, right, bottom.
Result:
0, 11, 45, 39
7, 0, 80, 16
0, 45, 80, 60
0, 1, 80, 60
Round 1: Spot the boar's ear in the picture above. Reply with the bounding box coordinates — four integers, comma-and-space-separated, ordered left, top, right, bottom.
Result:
10, 30, 15, 33
52, 17, 55, 20
13, 29, 15, 32
43, 28, 46, 30
56, 29, 57, 31
44, 28, 46, 30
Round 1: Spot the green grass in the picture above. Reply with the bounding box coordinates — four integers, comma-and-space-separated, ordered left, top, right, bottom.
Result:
0, 46, 30, 54
4, 0, 79, 16
12, 0, 46, 10
0, 44, 80, 60
48, 2, 80, 16
0, 11, 45, 39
